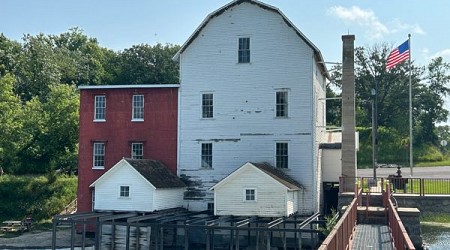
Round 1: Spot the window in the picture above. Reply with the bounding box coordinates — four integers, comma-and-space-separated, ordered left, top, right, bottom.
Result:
94, 95, 106, 121
132, 95, 144, 120
202, 93, 213, 118
201, 143, 212, 168
244, 188, 256, 201
238, 37, 250, 63
93, 143, 105, 169
119, 186, 130, 197
131, 143, 143, 159
276, 91, 288, 117
276, 142, 288, 168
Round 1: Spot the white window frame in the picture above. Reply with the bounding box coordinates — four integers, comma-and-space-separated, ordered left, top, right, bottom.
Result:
238, 37, 251, 63
243, 188, 257, 202
93, 142, 105, 169
275, 90, 289, 118
131, 143, 144, 159
132, 95, 144, 121
202, 93, 214, 119
94, 95, 106, 121
119, 185, 130, 198
276, 142, 289, 169
201, 143, 213, 168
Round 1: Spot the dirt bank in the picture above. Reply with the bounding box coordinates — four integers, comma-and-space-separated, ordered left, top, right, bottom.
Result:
0, 228, 94, 249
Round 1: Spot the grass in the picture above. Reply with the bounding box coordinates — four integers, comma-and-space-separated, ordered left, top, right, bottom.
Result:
421, 213, 450, 223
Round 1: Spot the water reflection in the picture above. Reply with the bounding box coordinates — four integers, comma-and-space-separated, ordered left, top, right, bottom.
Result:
421, 224, 450, 250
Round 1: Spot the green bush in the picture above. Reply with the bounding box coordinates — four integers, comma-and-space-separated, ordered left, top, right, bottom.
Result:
0, 174, 77, 222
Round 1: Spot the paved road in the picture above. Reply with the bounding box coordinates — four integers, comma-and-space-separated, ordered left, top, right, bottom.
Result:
357, 166, 450, 178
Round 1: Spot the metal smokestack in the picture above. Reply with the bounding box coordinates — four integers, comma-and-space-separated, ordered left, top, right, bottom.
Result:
341, 35, 356, 191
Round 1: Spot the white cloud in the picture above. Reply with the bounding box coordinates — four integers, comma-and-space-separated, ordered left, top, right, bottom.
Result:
390, 19, 426, 35
328, 6, 425, 39
421, 48, 450, 64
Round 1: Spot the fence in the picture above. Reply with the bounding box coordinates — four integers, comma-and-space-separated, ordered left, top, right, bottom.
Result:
340, 177, 450, 196
384, 184, 416, 250
318, 184, 361, 250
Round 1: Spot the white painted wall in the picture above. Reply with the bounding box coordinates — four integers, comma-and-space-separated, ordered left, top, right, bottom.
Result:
213, 165, 297, 217
178, 2, 326, 214
322, 149, 342, 183
93, 162, 155, 212
93, 161, 185, 212
153, 188, 185, 210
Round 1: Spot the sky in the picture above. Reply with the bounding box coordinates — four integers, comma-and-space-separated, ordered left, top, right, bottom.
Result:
3, 0, 450, 120
3, 0, 450, 67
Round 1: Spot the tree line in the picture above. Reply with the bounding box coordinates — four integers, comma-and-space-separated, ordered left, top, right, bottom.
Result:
0, 28, 179, 174
1, 28, 449, 174
327, 44, 450, 165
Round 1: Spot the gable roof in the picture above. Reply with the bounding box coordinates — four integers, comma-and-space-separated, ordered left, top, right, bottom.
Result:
125, 159, 186, 188
90, 158, 186, 189
210, 162, 303, 191
172, 0, 329, 79
251, 162, 303, 190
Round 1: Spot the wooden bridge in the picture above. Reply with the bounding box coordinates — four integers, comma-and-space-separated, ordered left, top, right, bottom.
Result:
319, 178, 416, 250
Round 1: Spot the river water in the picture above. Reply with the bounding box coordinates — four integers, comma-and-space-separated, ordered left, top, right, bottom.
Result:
421, 223, 450, 249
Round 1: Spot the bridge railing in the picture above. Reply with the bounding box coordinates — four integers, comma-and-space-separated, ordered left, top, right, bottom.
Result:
318, 184, 361, 250
340, 176, 450, 196
384, 183, 416, 250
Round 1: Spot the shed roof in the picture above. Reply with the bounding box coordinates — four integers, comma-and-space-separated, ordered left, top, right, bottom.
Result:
172, 0, 329, 79
210, 162, 303, 191
251, 162, 303, 190
125, 159, 186, 188
90, 158, 186, 189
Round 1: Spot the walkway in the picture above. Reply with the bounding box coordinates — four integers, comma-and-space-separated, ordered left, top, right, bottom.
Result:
352, 224, 393, 250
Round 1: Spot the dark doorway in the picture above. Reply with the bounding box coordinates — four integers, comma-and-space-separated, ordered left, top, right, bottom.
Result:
323, 182, 339, 215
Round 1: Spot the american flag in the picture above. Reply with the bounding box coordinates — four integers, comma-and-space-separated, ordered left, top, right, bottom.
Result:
386, 40, 410, 70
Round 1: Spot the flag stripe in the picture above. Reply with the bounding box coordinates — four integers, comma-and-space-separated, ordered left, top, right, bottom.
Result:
386, 40, 410, 70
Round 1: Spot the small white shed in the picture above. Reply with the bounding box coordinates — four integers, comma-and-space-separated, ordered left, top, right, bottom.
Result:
90, 158, 186, 212
210, 162, 303, 217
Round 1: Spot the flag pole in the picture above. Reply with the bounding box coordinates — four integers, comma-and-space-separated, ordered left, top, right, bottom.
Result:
408, 33, 413, 177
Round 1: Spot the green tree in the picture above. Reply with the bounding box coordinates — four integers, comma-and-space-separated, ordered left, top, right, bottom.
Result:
0, 74, 23, 173
415, 57, 450, 145
117, 43, 180, 84
15, 33, 61, 101
0, 34, 22, 76
51, 28, 117, 86
16, 84, 79, 174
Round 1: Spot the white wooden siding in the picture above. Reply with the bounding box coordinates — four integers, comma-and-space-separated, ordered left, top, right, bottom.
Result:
214, 165, 297, 217
153, 188, 185, 210
178, 2, 325, 214
93, 161, 185, 212
94, 163, 155, 212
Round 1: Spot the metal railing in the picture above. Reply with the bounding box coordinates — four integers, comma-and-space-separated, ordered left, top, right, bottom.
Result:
318, 184, 361, 250
340, 176, 450, 196
384, 184, 416, 250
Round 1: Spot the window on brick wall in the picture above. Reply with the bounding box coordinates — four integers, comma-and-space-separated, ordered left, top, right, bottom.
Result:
93, 142, 105, 169
132, 95, 144, 121
131, 143, 143, 159
94, 95, 106, 121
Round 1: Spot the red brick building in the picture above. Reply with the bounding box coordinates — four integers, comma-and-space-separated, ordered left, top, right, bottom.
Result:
77, 85, 179, 213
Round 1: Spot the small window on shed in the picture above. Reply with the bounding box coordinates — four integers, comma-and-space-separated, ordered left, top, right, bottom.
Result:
244, 188, 256, 201
120, 186, 130, 198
